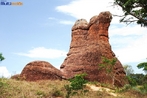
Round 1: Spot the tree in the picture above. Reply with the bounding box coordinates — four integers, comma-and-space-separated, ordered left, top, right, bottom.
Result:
123, 65, 134, 76
0, 53, 5, 61
137, 61, 147, 74
113, 0, 147, 27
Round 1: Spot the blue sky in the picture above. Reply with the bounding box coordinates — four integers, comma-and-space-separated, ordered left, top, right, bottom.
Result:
0, 0, 147, 77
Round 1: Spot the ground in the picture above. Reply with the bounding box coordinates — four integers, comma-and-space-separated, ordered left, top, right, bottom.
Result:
0, 78, 147, 98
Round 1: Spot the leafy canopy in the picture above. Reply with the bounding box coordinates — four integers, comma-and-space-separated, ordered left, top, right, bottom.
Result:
69, 73, 88, 90
137, 62, 147, 73
113, 0, 147, 27
0, 53, 5, 61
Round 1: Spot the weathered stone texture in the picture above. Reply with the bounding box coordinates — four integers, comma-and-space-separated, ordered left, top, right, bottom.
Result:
19, 11, 127, 87
20, 61, 62, 81
60, 11, 127, 87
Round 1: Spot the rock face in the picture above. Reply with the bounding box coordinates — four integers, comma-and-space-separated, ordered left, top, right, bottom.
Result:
19, 11, 127, 87
20, 61, 62, 81
60, 11, 127, 87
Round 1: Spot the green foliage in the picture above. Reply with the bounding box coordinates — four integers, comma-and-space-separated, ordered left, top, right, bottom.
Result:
99, 57, 117, 74
139, 84, 147, 94
0, 53, 5, 61
126, 74, 147, 87
116, 83, 147, 94
0, 78, 147, 97
64, 73, 88, 98
102, 57, 117, 65
137, 62, 147, 73
113, 0, 147, 27
69, 73, 88, 90
116, 73, 147, 94
130, 84, 147, 94
127, 76, 138, 86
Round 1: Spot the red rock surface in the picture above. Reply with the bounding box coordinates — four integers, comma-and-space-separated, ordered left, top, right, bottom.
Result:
60, 11, 127, 87
20, 61, 62, 81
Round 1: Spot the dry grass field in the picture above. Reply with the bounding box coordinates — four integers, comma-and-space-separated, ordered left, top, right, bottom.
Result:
0, 78, 147, 98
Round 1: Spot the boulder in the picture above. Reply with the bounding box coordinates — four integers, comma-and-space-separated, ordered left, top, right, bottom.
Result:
60, 11, 127, 87
11, 74, 21, 80
20, 61, 62, 81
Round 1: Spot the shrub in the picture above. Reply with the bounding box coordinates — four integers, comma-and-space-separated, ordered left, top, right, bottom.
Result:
69, 73, 88, 90
139, 84, 147, 94
64, 73, 88, 98
98, 57, 117, 77
127, 76, 137, 86
127, 74, 147, 86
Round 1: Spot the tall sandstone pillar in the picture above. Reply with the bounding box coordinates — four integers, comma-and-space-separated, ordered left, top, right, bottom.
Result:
60, 11, 127, 87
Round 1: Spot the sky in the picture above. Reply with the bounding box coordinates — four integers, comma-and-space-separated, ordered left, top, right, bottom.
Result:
0, 0, 147, 77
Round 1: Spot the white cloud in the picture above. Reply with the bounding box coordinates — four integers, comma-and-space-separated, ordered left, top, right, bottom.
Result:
113, 33, 147, 64
0, 66, 11, 78
48, 17, 56, 20
56, 0, 123, 24
110, 25, 147, 37
48, 17, 74, 25
109, 25, 147, 49
109, 24, 147, 64
16, 47, 67, 59
59, 20, 74, 25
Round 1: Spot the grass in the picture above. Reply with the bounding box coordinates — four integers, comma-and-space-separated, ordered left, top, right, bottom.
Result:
0, 78, 67, 98
0, 78, 147, 98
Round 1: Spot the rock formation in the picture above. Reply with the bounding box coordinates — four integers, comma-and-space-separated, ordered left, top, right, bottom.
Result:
60, 11, 127, 87
20, 61, 62, 81
19, 11, 127, 87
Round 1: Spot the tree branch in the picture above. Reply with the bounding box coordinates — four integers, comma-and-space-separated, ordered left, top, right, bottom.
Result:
115, 1, 147, 23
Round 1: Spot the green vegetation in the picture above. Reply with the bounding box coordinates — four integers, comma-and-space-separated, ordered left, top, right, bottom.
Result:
64, 73, 88, 98
69, 73, 88, 90
137, 59, 147, 73
99, 57, 117, 74
113, 0, 147, 27
0, 53, 5, 61
98, 57, 117, 86
0, 77, 147, 98
1, 56, 147, 98
123, 63, 147, 95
